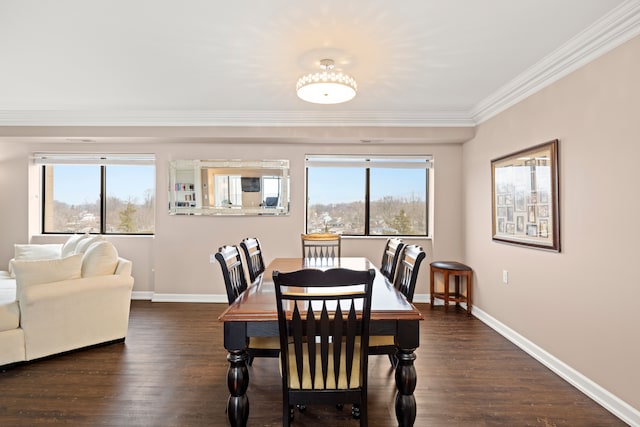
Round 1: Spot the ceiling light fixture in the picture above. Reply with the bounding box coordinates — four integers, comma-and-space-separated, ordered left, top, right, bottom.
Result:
296, 59, 357, 104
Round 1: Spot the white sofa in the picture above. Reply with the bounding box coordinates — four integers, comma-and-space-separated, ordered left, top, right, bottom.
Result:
0, 235, 134, 367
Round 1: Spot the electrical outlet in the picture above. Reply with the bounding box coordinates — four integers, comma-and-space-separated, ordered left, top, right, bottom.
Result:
209, 254, 217, 264
502, 270, 509, 284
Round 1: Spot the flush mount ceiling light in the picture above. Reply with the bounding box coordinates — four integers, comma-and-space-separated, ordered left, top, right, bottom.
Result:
296, 59, 357, 104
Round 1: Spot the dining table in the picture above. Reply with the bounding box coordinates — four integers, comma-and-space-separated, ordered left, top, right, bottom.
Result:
218, 257, 424, 427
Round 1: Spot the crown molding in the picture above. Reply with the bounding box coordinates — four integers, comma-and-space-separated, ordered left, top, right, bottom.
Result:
471, 0, 640, 124
0, 2, 638, 129
0, 108, 475, 127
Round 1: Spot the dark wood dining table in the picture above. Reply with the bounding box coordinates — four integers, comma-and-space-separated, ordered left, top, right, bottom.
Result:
218, 257, 424, 427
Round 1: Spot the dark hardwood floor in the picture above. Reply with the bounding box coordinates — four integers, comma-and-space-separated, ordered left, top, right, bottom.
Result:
0, 302, 626, 426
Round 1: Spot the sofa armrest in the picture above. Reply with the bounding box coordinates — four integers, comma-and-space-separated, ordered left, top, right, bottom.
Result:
114, 257, 132, 277
7, 258, 15, 276
19, 274, 134, 361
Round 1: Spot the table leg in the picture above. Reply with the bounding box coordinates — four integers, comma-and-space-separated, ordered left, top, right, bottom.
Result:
227, 350, 249, 427
395, 349, 417, 427
395, 319, 419, 427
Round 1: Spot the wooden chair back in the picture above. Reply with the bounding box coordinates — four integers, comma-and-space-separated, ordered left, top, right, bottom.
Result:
216, 243, 280, 364
380, 238, 405, 282
393, 244, 426, 302
301, 233, 341, 259
215, 245, 248, 304
239, 237, 265, 283
272, 268, 374, 426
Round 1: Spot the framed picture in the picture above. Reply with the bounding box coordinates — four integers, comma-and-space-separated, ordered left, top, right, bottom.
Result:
491, 139, 560, 251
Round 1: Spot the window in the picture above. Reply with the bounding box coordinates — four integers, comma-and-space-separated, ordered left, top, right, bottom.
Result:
305, 155, 430, 236
213, 175, 242, 207
262, 176, 283, 207
37, 153, 155, 234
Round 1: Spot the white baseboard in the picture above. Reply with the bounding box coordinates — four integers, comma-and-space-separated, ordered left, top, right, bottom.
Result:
472, 306, 640, 426
151, 293, 228, 303
130, 291, 228, 303
131, 291, 154, 300
412, 293, 430, 303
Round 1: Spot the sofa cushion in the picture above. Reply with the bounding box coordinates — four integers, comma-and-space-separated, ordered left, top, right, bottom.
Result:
0, 301, 20, 332
0, 275, 19, 332
74, 235, 104, 254
9, 243, 63, 278
0, 274, 16, 303
82, 241, 119, 277
61, 233, 90, 257
14, 243, 62, 261
13, 254, 83, 301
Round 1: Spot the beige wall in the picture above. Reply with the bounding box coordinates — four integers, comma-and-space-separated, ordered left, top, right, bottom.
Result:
463, 35, 640, 411
0, 140, 464, 301
0, 143, 30, 248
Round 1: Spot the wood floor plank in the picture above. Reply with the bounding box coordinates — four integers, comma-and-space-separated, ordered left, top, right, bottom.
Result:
0, 302, 627, 426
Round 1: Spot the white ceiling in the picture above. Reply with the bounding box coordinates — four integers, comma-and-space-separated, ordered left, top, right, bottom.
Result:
0, 0, 638, 135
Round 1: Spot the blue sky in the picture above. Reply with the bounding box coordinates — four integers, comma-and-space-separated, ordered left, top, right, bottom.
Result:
308, 168, 426, 205
53, 165, 155, 205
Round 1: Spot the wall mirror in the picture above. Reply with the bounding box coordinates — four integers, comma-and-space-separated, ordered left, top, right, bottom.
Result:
169, 159, 290, 216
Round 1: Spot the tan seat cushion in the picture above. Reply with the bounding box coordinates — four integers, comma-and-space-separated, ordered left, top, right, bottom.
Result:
368, 335, 395, 347
283, 341, 362, 390
248, 336, 280, 349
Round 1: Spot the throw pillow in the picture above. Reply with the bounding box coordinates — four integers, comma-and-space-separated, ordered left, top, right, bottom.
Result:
74, 235, 104, 254
61, 233, 90, 257
13, 253, 83, 301
10, 243, 63, 278
81, 241, 119, 277
14, 243, 61, 261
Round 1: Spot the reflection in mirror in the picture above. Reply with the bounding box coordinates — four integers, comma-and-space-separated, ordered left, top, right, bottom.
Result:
169, 159, 290, 215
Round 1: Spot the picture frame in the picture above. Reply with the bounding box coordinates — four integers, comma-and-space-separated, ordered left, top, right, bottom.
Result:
491, 139, 560, 251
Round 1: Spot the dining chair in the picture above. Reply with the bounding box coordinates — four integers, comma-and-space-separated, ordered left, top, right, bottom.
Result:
273, 267, 375, 426
239, 237, 265, 283
301, 233, 341, 259
369, 244, 426, 368
379, 238, 404, 282
215, 244, 279, 365
392, 244, 426, 303
215, 245, 248, 304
